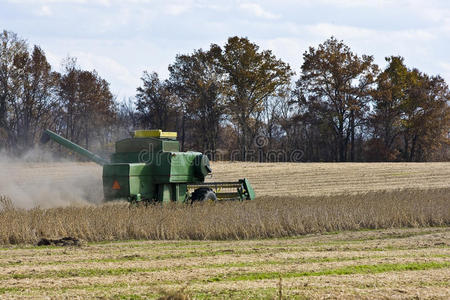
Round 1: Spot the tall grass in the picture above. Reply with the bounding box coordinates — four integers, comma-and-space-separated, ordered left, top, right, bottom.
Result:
0, 188, 449, 245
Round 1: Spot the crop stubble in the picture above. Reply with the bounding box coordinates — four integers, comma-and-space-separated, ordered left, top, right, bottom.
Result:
0, 227, 448, 299
209, 162, 450, 196
0, 162, 449, 298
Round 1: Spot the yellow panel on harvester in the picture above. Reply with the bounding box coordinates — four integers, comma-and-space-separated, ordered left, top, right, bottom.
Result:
134, 130, 177, 139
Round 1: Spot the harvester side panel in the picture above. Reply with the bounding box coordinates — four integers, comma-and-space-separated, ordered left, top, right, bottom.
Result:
102, 164, 131, 200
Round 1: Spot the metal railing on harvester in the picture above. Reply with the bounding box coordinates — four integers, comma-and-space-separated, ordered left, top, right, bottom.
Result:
187, 178, 255, 201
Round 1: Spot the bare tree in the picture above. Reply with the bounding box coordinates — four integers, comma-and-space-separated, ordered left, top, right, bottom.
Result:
0, 30, 28, 150
136, 72, 179, 131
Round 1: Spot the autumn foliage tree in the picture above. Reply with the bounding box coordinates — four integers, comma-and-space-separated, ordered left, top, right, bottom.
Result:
57, 58, 116, 150
0, 30, 117, 155
0, 29, 448, 162
136, 72, 179, 132
296, 37, 378, 162
13, 46, 58, 152
370, 57, 450, 161
399, 71, 449, 161
168, 45, 224, 154
369, 56, 409, 160
219, 36, 293, 160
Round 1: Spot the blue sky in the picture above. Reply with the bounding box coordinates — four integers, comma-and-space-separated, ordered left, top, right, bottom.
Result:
1, 0, 449, 99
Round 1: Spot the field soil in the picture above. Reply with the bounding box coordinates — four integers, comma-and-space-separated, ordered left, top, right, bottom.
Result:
0, 227, 448, 299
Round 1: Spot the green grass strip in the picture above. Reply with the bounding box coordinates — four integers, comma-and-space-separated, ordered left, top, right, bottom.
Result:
206, 261, 450, 282
9, 267, 150, 280
3, 252, 449, 281
1, 255, 367, 281
4, 240, 447, 268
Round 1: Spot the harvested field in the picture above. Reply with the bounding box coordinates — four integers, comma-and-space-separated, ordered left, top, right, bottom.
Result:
0, 161, 449, 244
1, 162, 449, 207
0, 161, 449, 298
0, 227, 448, 299
209, 162, 450, 196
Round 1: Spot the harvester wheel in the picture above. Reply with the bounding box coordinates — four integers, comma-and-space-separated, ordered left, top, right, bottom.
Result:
191, 187, 217, 203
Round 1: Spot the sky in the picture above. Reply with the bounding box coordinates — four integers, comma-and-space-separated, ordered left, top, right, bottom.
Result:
1, 0, 449, 100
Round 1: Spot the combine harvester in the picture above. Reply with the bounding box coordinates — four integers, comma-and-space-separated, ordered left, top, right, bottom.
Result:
41, 129, 255, 203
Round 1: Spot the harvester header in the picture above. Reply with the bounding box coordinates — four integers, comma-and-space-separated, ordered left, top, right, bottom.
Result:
41, 129, 255, 203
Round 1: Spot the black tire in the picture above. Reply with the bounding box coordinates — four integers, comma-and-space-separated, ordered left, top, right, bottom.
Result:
191, 187, 217, 203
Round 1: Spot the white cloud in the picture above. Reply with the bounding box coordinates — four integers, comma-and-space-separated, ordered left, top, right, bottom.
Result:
239, 3, 280, 19
3, 0, 449, 97
304, 23, 437, 42
402, 0, 450, 23
439, 62, 450, 81
305, 23, 372, 39
297, 0, 420, 9
35, 5, 52, 16
164, 1, 194, 16
72, 51, 138, 95
8, 0, 110, 4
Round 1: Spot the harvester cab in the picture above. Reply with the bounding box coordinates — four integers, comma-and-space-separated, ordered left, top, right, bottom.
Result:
41, 129, 255, 203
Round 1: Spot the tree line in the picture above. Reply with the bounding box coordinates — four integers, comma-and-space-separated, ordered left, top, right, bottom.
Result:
0, 31, 116, 156
1, 30, 449, 161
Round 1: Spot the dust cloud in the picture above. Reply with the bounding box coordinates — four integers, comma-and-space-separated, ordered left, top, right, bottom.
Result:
0, 147, 103, 209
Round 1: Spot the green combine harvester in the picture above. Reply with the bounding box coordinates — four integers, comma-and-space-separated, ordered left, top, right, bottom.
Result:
41, 129, 255, 203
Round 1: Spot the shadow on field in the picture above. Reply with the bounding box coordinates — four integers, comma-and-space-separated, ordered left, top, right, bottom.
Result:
37, 236, 82, 247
